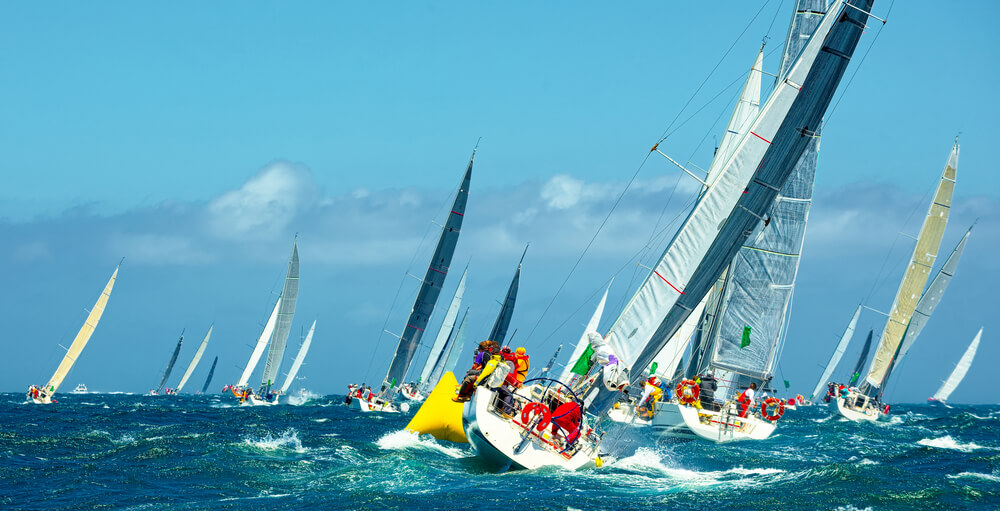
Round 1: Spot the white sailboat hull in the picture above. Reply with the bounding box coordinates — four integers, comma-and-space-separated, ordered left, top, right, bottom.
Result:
650, 400, 698, 440
832, 395, 882, 422
677, 403, 777, 443
605, 405, 651, 427
243, 393, 280, 406
462, 386, 599, 471
345, 392, 401, 413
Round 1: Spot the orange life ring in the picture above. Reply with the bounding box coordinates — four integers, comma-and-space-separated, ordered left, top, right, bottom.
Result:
761, 397, 785, 421
675, 379, 700, 405
520, 402, 551, 431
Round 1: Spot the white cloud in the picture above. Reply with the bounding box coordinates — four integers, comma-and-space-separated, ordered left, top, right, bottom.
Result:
206, 161, 318, 241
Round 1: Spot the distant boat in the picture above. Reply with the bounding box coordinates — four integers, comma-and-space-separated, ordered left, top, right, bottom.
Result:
27, 265, 119, 405
71, 384, 88, 394
929, 327, 982, 405
150, 330, 184, 395
173, 325, 213, 394
279, 320, 316, 395
200, 356, 218, 394
403, 269, 468, 403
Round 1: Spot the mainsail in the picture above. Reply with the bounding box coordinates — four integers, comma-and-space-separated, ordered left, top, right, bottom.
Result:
487, 248, 525, 346
931, 327, 981, 402
809, 305, 860, 399
418, 269, 467, 386
864, 142, 958, 392
384, 156, 472, 388
41, 266, 119, 398
237, 297, 281, 387
260, 238, 300, 392
176, 325, 213, 392
156, 331, 184, 394
280, 320, 316, 393
558, 282, 611, 385
849, 330, 873, 385
592, 0, 872, 415
201, 356, 218, 394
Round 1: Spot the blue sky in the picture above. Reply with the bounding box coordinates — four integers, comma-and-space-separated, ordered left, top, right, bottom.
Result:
1, 1, 997, 403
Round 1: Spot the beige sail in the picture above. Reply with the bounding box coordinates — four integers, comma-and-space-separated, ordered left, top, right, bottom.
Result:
43, 266, 119, 398
865, 142, 958, 389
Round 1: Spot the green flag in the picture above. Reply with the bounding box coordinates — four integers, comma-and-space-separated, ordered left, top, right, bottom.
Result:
741, 326, 751, 348
390, 377, 396, 388
784, 379, 790, 389
570, 345, 595, 376
649, 362, 659, 376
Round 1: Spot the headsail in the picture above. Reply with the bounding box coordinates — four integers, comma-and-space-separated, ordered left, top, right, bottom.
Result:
849, 330, 873, 385
156, 331, 184, 394
384, 156, 472, 388
418, 269, 467, 386
280, 320, 316, 393
201, 356, 218, 394
809, 305, 860, 399
442, 309, 470, 376
237, 297, 281, 387
42, 266, 119, 398
488, 248, 525, 346
558, 282, 611, 385
176, 325, 213, 392
593, 0, 872, 415
864, 142, 958, 391
931, 327, 981, 402
260, 238, 300, 391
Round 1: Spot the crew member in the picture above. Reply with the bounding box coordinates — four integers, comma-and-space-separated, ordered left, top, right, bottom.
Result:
737, 382, 757, 418
699, 372, 718, 411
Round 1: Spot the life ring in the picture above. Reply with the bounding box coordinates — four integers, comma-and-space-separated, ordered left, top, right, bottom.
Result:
675, 379, 700, 405
520, 402, 551, 432
760, 397, 785, 421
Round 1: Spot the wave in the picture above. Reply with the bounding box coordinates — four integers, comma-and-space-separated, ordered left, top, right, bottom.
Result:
916, 435, 992, 453
287, 389, 321, 406
609, 447, 787, 488
242, 429, 307, 453
376, 429, 468, 459
946, 471, 1000, 483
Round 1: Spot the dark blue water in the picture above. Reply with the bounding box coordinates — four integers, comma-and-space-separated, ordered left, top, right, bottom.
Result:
2, 393, 998, 510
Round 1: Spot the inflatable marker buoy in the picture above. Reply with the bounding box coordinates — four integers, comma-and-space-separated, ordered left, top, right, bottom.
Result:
675, 379, 700, 405
595, 456, 604, 468
761, 397, 785, 421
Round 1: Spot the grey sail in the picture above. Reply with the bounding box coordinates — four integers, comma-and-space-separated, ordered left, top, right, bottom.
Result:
809, 305, 860, 400
443, 309, 470, 376
157, 332, 184, 393
384, 156, 472, 388
426, 308, 469, 391
707, 0, 826, 395
592, 0, 872, 415
488, 248, 525, 346
260, 238, 300, 392
201, 356, 218, 394
849, 330, 873, 386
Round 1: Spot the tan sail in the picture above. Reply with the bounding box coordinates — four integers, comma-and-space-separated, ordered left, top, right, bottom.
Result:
865, 142, 958, 388
42, 266, 119, 398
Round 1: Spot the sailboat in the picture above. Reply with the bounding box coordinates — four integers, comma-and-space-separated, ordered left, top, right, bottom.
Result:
458, 0, 871, 467
149, 330, 184, 395
401, 269, 468, 402
229, 237, 300, 406
929, 327, 981, 405
279, 320, 316, 395
848, 330, 873, 386
171, 325, 213, 395
27, 265, 119, 404
833, 142, 961, 422
201, 356, 218, 394
805, 306, 861, 405
348, 153, 472, 413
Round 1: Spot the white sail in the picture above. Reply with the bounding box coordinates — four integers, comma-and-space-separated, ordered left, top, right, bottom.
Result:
281, 320, 316, 393
809, 305, 861, 399
932, 327, 981, 402
705, 49, 764, 187
558, 281, 611, 385
176, 325, 213, 392
419, 269, 467, 385
865, 143, 958, 389
42, 266, 119, 398
237, 297, 281, 387
260, 239, 300, 389
650, 298, 706, 379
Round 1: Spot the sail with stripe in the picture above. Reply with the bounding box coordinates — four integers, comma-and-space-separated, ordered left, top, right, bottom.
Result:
809, 305, 860, 400
176, 325, 213, 392
281, 320, 316, 393
931, 327, 981, 403
260, 238, 300, 393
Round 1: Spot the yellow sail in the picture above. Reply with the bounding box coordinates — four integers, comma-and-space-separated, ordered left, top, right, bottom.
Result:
865, 142, 958, 388
42, 266, 119, 397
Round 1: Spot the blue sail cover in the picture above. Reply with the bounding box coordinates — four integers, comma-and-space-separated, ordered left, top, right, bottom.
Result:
384, 157, 472, 387
709, 0, 827, 387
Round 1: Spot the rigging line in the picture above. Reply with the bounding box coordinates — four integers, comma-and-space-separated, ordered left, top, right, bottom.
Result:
763, 0, 786, 42
824, 0, 896, 125
656, 0, 774, 144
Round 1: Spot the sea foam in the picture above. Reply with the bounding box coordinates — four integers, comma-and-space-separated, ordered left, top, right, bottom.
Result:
376, 429, 467, 459
917, 435, 990, 453
243, 429, 307, 453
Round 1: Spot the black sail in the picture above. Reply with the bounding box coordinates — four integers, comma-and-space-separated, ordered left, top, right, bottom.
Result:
849, 330, 873, 385
157, 331, 184, 393
201, 356, 218, 394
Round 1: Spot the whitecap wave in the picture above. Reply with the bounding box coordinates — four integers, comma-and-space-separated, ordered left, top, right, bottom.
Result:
946, 471, 1000, 483
917, 435, 991, 453
376, 429, 468, 459
287, 390, 321, 406
243, 429, 307, 453
610, 447, 786, 487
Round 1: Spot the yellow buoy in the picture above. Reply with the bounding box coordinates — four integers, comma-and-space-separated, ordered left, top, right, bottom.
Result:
595, 456, 604, 468
404, 371, 468, 443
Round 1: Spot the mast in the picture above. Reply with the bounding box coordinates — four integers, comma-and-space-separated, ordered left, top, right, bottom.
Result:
384, 154, 472, 389
488, 247, 526, 346
237, 297, 281, 387
176, 325, 213, 392
260, 238, 300, 393
808, 305, 860, 400
280, 320, 316, 393
849, 330, 873, 386
156, 331, 184, 394
931, 327, 981, 402
864, 142, 958, 393
40, 265, 119, 399
201, 356, 218, 394
418, 269, 468, 387
591, 0, 873, 415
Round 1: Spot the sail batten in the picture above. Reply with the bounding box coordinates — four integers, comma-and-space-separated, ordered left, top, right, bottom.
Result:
281, 320, 316, 393
176, 326, 213, 392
